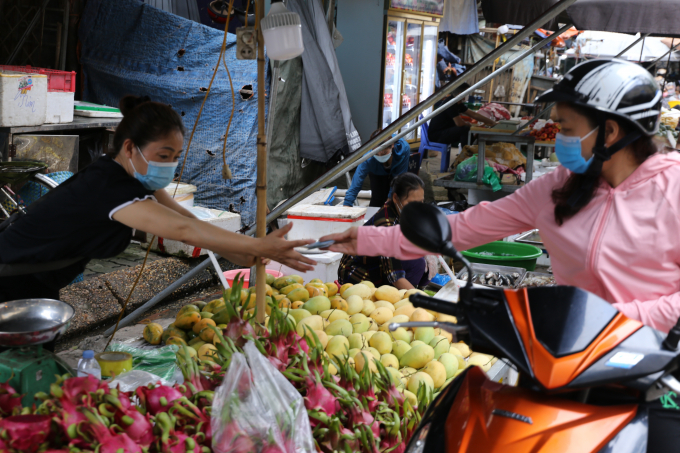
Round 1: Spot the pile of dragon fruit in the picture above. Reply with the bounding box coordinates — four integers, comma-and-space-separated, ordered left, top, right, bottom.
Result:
0, 275, 430, 453
0, 374, 212, 452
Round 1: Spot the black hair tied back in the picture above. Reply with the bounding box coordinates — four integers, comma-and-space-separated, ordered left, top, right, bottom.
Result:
110, 95, 186, 156
391, 172, 424, 201
119, 95, 152, 116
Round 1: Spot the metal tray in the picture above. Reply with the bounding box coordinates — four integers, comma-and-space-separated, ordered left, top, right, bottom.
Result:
515, 229, 544, 247
456, 263, 526, 289
517, 271, 556, 288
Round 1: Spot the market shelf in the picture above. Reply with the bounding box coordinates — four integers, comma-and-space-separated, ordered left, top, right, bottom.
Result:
433, 174, 525, 193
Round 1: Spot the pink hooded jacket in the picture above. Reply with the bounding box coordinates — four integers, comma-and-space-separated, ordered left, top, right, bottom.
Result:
357, 152, 680, 333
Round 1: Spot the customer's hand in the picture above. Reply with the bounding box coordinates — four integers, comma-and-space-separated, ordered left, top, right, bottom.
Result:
257, 223, 317, 272
320, 227, 359, 255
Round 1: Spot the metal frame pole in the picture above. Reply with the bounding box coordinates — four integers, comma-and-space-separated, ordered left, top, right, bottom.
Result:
103, 258, 214, 335
617, 33, 649, 60
104, 0, 576, 332
512, 30, 654, 138
246, 19, 576, 235
59, 0, 70, 70
646, 41, 680, 70
662, 39, 675, 95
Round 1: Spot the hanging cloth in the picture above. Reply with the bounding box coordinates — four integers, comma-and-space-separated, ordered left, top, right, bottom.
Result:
287, 0, 361, 163
440, 0, 479, 35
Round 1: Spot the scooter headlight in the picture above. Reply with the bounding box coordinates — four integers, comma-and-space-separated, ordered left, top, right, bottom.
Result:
405, 422, 431, 453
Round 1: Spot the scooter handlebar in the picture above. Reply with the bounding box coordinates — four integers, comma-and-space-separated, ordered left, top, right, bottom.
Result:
409, 293, 462, 317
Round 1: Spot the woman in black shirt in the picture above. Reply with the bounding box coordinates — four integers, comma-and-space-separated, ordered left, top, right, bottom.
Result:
338, 173, 428, 289
0, 96, 315, 301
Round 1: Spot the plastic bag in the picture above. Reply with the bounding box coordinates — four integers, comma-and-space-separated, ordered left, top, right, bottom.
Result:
107, 370, 171, 392
211, 341, 314, 453
454, 155, 502, 192
106, 343, 180, 383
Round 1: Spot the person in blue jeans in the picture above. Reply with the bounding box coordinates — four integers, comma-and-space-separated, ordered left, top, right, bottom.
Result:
343, 129, 411, 207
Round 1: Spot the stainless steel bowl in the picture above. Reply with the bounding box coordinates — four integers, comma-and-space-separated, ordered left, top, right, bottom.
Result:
0, 299, 74, 347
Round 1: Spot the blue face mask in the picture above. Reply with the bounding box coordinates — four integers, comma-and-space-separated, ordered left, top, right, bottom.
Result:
130, 146, 179, 191
374, 152, 392, 163
554, 128, 598, 174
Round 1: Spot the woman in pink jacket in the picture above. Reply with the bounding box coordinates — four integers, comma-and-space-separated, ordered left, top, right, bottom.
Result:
322, 59, 680, 333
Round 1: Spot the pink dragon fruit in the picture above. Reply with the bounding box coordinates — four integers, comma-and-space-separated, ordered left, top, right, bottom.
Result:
0, 380, 22, 417
0, 414, 53, 452
82, 407, 142, 453
60, 375, 108, 404
113, 406, 154, 447
135, 383, 183, 415
304, 372, 339, 417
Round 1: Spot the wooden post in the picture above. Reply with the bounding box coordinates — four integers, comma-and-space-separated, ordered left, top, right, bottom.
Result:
255, 0, 268, 324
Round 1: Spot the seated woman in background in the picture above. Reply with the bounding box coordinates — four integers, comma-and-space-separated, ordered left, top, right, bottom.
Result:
338, 173, 427, 290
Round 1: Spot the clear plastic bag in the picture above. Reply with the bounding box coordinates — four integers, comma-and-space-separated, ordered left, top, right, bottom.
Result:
454, 155, 502, 192
211, 341, 314, 453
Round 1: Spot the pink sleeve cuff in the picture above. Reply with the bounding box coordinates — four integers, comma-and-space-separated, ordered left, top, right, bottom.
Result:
612, 302, 641, 323
357, 225, 428, 260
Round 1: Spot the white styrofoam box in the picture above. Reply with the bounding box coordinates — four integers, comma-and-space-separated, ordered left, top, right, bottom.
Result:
286, 204, 366, 241
267, 251, 344, 283
0, 72, 47, 127
174, 193, 194, 209
143, 207, 241, 258
165, 183, 197, 209
45, 91, 74, 123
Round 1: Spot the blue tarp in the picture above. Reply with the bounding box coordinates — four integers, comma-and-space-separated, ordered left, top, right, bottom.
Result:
80, 0, 263, 227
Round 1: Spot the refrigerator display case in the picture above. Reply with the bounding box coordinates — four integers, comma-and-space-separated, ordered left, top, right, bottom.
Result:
380, 13, 440, 142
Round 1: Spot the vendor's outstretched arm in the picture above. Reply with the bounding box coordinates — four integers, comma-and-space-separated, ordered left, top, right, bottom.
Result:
614, 294, 680, 334
322, 167, 562, 259
113, 200, 316, 272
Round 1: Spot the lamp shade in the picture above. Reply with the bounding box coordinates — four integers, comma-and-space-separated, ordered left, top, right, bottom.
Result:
261, 1, 304, 61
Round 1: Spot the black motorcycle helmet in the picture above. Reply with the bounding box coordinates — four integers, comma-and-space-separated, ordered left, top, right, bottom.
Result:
535, 59, 661, 204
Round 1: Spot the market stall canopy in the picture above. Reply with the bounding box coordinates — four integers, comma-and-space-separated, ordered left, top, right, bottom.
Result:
481, 0, 680, 37
568, 31, 680, 61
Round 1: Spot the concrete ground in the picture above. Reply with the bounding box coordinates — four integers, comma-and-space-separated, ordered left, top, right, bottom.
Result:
57, 285, 223, 368
55, 242, 242, 353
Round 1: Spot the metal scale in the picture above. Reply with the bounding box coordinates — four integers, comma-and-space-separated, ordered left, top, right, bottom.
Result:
0, 299, 75, 407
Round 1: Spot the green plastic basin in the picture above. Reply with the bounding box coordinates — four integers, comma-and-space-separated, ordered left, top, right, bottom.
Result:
461, 241, 543, 271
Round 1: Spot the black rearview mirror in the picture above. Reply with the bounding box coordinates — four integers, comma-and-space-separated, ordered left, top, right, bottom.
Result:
400, 203, 457, 256
401, 202, 475, 290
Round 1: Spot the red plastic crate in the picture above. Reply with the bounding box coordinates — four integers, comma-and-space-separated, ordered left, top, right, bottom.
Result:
0, 65, 75, 92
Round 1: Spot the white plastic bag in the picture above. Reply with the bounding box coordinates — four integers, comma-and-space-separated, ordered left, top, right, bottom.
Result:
211, 341, 314, 453
107, 370, 171, 392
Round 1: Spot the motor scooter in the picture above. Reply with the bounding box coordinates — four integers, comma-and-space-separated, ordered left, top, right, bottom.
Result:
389, 203, 680, 453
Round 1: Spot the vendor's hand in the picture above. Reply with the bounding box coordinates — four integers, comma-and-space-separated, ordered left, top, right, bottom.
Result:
320, 227, 359, 255
256, 223, 316, 272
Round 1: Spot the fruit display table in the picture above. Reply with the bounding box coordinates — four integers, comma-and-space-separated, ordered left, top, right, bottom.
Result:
435, 132, 536, 195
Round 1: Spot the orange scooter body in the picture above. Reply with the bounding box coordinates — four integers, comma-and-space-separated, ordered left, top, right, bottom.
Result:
405, 285, 679, 453
444, 367, 637, 453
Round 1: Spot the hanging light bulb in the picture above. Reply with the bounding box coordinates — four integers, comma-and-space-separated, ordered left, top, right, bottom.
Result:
261, 0, 304, 61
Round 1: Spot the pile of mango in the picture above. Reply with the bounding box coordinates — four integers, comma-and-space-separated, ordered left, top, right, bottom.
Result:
142, 274, 312, 360
282, 279, 497, 397
142, 275, 497, 397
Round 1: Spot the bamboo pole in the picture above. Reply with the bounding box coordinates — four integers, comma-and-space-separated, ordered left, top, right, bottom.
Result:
255, 0, 267, 324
